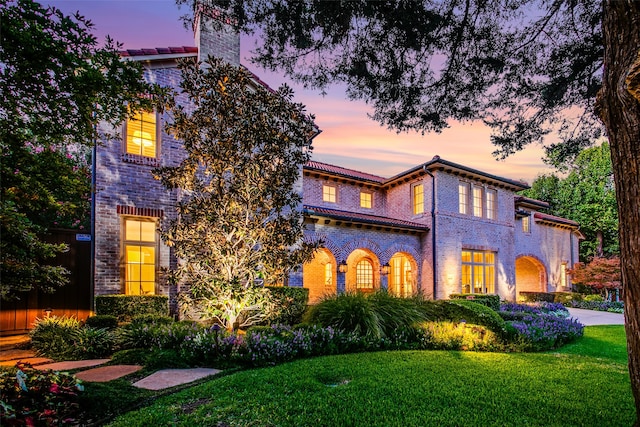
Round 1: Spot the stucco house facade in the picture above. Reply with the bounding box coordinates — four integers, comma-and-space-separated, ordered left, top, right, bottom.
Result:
93, 8, 582, 311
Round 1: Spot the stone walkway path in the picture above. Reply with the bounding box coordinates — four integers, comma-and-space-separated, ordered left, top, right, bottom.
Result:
0, 348, 221, 390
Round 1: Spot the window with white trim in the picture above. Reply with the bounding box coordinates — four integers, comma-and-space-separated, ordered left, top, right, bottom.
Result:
486, 189, 497, 220
360, 191, 372, 208
356, 259, 374, 290
472, 185, 483, 217
459, 182, 469, 214
522, 215, 531, 233
461, 250, 496, 294
412, 184, 424, 215
322, 184, 336, 203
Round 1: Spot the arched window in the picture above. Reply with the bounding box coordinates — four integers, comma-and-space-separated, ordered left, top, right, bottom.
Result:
356, 259, 374, 290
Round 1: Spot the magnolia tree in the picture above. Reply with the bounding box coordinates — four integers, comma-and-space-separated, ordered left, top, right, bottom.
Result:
154, 57, 319, 330
570, 256, 622, 302
0, 0, 161, 300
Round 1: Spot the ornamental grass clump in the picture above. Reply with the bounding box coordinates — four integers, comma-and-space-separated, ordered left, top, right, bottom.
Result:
30, 316, 83, 360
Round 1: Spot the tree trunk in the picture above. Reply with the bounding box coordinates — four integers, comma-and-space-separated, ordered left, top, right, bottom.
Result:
597, 1, 640, 423
596, 230, 604, 257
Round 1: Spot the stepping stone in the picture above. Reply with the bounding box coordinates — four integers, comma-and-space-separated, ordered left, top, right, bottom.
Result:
35, 359, 111, 371
0, 357, 53, 367
0, 349, 36, 362
133, 368, 221, 390
75, 365, 142, 382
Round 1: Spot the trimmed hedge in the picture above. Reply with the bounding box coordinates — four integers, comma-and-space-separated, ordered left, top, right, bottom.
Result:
85, 315, 118, 330
264, 286, 309, 326
95, 295, 169, 322
552, 292, 583, 304
518, 291, 555, 303
449, 293, 500, 311
438, 300, 511, 340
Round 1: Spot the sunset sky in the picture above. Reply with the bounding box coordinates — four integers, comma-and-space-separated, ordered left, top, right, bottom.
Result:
46, 0, 556, 184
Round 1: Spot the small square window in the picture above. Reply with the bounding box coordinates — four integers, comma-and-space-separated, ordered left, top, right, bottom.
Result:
322, 184, 336, 203
360, 191, 372, 208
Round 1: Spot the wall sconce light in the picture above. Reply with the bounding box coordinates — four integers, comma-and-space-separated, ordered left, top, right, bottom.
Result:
44, 308, 53, 317
338, 260, 348, 273
380, 263, 391, 275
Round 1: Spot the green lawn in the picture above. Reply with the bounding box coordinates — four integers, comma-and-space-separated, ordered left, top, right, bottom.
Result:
105, 325, 635, 427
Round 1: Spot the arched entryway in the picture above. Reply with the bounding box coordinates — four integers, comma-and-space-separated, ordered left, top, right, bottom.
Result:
303, 248, 337, 303
345, 249, 380, 293
515, 255, 547, 298
388, 252, 417, 297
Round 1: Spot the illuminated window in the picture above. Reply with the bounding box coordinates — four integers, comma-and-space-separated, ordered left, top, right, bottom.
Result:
461, 250, 495, 294
486, 189, 497, 220
473, 185, 483, 217
459, 182, 469, 214
356, 259, 374, 290
522, 215, 531, 233
324, 263, 333, 286
322, 184, 336, 203
123, 218, 156, 295
560, 262, 567, 288
360, 191, 372, 208
126, 110, 157, 158
412, 184, 424, 215
389, 254, 412, 297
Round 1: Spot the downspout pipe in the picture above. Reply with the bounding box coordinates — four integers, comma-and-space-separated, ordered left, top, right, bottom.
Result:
423, 166, 437, 299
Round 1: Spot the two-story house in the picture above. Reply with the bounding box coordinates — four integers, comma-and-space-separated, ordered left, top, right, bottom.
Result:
93, 6, 582, 312
299, 158, 582, 303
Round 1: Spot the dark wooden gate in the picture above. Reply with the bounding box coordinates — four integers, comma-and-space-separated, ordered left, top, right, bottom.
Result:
0, 229, 92, 335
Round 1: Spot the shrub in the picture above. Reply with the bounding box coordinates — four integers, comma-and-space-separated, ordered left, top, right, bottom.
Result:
95, 295, 169, 322
116, 318, 198, 351
439, 300, 510, 339
69, 327, 114, 359
84, 315, 118, 330
552, 292, 583, 304
584, 294, 605, 302
0, 362, 84, 426
449, 293, 500, 311
416, 321, 501, 351
508, 314, 584, 351
129, 314, 174, 326
30, 316, 82, 360
304, 292, 383, 339
567, 300, 624, 313
518, 292, 555, 303
264, 286, 309, 326
499, 302, 584, 351
180, 325, 240, 367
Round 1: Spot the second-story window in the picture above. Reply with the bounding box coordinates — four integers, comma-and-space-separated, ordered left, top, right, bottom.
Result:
472, 185, 483, 217
486, 189, 497, 220
322, 184, 336, 203
522, 215, 531, 233
459, 182, 469, 214
360, 191, 372, 208
126, 110, 157, 158
412, 184, 424, 215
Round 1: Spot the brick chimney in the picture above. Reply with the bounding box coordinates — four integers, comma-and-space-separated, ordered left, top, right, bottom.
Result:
193, 2, 240, 65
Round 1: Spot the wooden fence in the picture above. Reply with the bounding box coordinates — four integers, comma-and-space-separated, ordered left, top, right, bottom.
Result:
0, 229, 92, 335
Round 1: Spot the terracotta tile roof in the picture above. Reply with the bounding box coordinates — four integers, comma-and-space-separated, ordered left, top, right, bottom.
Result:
119, 46, 198, 57
534, 212, 579, 228
305, 161, 386, 183
304, 205, 429, 231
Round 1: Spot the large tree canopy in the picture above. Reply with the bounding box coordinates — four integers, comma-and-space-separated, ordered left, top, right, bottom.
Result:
0, 0, 163, 299
523, 142, 619, 260
181, 0, 603, 165
181, 0, 640, 421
